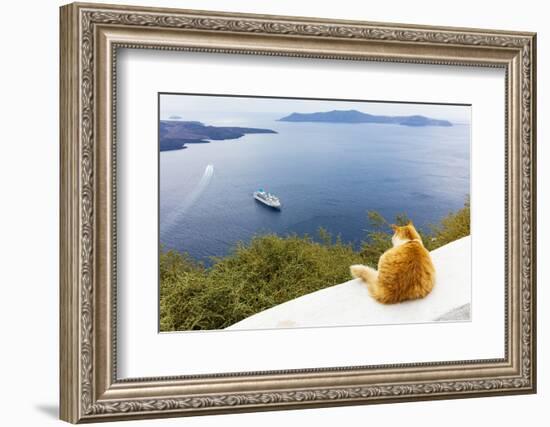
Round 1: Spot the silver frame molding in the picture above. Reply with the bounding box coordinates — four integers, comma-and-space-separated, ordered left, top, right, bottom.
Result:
60, 2, 537, 423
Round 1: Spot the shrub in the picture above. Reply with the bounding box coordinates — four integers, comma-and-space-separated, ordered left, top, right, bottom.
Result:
160, 231, 363, 331
359, 199, 470, 261
425, 198, 470, 250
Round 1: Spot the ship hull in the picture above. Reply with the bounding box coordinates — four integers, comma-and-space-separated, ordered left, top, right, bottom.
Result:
253, 195, 281, 210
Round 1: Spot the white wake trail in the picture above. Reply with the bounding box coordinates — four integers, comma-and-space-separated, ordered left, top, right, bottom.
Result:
181, 164, 214, 213
161, 164, 214, 236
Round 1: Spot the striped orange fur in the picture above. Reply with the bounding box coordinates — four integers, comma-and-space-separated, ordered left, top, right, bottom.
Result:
350, 222, 435, 304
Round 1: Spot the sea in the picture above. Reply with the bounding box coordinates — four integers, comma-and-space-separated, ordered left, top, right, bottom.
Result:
159, 112, 470, 264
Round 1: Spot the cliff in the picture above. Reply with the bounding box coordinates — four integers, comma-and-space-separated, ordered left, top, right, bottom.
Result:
160, 120, 277, 151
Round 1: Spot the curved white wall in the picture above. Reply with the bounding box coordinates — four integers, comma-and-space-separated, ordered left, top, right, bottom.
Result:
227, 236, 471, 330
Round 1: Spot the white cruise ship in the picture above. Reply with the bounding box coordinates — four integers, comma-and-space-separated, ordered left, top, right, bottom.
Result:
253, 189, 281, 210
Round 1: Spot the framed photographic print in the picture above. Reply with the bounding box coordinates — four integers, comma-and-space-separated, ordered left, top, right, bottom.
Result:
60, 2, 537, 423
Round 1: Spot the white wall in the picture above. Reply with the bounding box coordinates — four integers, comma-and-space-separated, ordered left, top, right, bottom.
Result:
0, 0, 545, 426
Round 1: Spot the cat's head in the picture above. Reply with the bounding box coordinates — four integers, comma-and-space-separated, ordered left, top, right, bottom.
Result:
390, 222, 422, 247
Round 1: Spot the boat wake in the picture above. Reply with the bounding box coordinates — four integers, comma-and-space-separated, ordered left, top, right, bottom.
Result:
161, 164, 214, 237
182, 164, 214, 213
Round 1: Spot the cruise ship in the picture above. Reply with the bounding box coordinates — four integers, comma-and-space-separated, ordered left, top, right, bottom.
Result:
253, 189, 281, 210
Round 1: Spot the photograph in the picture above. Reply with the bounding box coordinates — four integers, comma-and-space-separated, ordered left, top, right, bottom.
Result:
158, 93, 472, 332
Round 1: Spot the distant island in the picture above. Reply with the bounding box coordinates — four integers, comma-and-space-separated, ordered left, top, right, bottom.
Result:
278, 109, 453, 127
160, 120, 277, 151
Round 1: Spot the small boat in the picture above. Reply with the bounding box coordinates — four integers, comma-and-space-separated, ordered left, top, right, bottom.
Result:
253, 189, 281, 210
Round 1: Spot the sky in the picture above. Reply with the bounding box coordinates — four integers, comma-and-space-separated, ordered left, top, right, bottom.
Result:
159, 93, 471, 124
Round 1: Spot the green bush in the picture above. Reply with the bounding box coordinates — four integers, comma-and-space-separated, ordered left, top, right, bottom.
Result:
425, 198, 470, 250
160, 231, 363, 331
359, 199, 470, 261
160, 199, 470, 331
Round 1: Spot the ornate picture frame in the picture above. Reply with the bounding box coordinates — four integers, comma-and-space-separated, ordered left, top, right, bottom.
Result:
60, 2, 536, 423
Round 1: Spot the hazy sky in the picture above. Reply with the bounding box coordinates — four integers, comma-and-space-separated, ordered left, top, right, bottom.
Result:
159, 93, 471, 124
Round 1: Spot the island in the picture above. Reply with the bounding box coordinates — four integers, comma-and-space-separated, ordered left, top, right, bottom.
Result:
278, 109, 452, 127
160, 120, 277, 151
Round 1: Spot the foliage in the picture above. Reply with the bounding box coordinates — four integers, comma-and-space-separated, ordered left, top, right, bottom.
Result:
160, 231, 362, 331
425, 197, 470, 250
160, 199, 470, 331
359, 199, 470, 262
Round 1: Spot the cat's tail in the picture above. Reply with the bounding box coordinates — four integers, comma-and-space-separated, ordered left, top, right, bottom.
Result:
350, 265, 383, 302
350, 264, 378, 283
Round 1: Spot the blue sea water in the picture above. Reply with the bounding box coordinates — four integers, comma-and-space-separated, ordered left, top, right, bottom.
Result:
159, 113, 470, 264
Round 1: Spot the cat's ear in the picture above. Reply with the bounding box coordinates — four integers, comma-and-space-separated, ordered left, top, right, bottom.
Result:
407, 220, 413, 226
390, 224, 398, 231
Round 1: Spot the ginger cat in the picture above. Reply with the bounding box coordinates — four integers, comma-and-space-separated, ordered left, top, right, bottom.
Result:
350, 222, 435, 304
